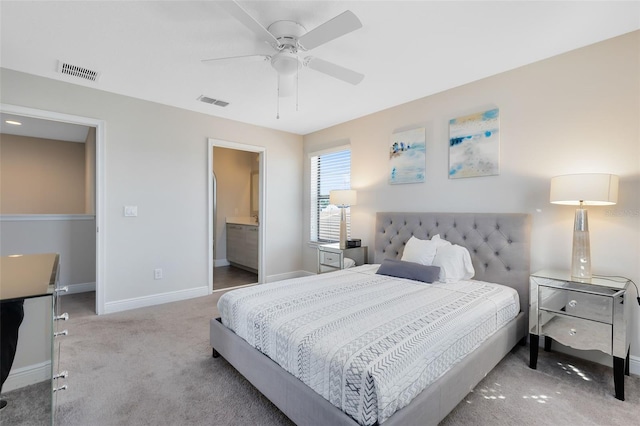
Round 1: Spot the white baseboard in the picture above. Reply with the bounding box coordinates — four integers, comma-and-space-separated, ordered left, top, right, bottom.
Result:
104, 286, 209, 314
630, 355, 640, 376
214, 259, 230, 267
3, 361, 51, 392
266, 270, 313, 283
65, 281, 96, 294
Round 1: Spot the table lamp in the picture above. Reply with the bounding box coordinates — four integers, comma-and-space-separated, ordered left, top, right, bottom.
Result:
550, 173, 618, 279
329, 189, 357, 249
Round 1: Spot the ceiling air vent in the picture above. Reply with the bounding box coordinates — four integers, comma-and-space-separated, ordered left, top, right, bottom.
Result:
197, 95, 229, 107
57, 61, 100, 82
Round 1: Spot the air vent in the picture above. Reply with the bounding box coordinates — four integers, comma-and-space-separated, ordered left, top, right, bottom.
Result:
197, 95, 229, 107
57, 61, 100, 82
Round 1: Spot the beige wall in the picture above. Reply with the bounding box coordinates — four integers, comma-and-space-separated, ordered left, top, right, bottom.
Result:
0, 134, 85, 214
213, 147, 258, 262
303, 32, 640, 358
84, 127, 96, 214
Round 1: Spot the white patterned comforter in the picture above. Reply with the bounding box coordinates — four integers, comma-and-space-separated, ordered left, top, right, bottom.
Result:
218, 264, 519, 425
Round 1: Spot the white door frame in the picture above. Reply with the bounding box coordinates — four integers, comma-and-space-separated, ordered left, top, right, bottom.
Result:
208, 138, 266, 292
1, 104, 106, 314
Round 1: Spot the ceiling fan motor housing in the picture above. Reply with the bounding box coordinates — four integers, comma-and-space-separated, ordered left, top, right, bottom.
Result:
268, 20, 306, 75
268, 20, 306, 46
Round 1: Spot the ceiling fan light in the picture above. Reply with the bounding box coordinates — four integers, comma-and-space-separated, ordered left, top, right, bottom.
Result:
271, 51, 300, 76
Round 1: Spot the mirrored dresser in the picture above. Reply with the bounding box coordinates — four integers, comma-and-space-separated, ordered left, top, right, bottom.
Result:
529, 269, 630, 400
0, 253, 68, 424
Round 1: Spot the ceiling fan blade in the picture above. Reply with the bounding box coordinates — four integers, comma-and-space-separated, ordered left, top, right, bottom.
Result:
305, 57, 364, 85
218, 1, 281, 48
298, 10, 362, 51
202, 54, 270, 64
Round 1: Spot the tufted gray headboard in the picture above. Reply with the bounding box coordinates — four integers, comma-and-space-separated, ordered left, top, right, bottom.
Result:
375, 212, 531, 313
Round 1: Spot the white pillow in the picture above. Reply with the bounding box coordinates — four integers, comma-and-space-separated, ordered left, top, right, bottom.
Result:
432, 244, 475, 283
401, 234, 451, 265
343, 257, 356, 268
430, 234, 452, 249
431, 234, 448, 245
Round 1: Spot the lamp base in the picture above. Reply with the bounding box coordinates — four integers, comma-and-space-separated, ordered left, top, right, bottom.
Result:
339, 207, 347, 250
571, 209, 591, 280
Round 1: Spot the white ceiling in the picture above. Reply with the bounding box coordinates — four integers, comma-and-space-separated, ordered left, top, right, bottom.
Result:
1, 1, 639, 136
0, 112, 90, 142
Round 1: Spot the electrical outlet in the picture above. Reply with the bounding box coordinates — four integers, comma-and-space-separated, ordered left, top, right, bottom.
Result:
154, 268, 163, 280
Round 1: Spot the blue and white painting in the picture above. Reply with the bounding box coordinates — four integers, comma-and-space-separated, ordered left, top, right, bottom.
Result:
449, 108, 500, 179
389, 128, 426, 184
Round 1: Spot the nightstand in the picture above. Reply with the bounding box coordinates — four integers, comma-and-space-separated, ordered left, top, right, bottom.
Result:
317, 243, 368, 274
529, 269, 631, 400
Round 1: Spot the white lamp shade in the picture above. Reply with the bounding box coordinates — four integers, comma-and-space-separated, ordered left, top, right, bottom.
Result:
329, 189, 357, 207
550, 173, 618, 206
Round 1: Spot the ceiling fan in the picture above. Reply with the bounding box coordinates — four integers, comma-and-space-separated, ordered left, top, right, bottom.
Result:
203, 1, 364, 99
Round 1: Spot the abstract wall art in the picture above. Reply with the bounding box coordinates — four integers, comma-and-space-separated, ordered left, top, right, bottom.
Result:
389, 128, 426, 184
449, 108, 500, 179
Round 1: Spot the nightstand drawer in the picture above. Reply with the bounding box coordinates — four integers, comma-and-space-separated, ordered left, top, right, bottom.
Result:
317, 244, 368, 274
539, 286, 613, 324
320, 251, 341, 267
539, 311, 612, 354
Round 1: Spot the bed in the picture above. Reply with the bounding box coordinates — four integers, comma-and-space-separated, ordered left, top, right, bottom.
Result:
210, 212, 531, 425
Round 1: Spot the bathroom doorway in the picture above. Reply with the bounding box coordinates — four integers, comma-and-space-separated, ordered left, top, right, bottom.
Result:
207, 138, 265, 292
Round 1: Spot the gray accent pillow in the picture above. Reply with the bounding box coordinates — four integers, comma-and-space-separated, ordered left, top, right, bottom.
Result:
376, 259, 441, 283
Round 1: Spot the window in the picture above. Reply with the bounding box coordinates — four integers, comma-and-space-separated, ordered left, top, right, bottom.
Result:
310, 147, 351, 243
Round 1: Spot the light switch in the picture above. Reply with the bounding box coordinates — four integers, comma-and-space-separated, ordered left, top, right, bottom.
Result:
124, 205, 138, 217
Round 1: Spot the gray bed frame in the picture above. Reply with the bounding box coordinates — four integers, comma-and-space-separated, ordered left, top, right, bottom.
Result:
210, 212, 531, 425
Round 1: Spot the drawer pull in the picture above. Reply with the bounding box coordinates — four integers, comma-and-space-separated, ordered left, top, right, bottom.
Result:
54, 313, 69, 321
568, 300, 577, 308
54, 370, 68, 380
53, 385, 68, 392
569, 328, 577, 336
54, 329, 68, 337
55, 286, 69, 294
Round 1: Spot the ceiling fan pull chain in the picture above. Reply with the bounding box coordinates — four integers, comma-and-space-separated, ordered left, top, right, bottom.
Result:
276, 74, 280, 119
296, 63, 299, 112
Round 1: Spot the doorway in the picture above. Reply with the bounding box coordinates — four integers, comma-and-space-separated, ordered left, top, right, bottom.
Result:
207, 138, 266, 293
0, 103, 105, 314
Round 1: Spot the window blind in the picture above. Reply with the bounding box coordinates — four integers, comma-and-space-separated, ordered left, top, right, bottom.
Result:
310, 148, 351, 243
